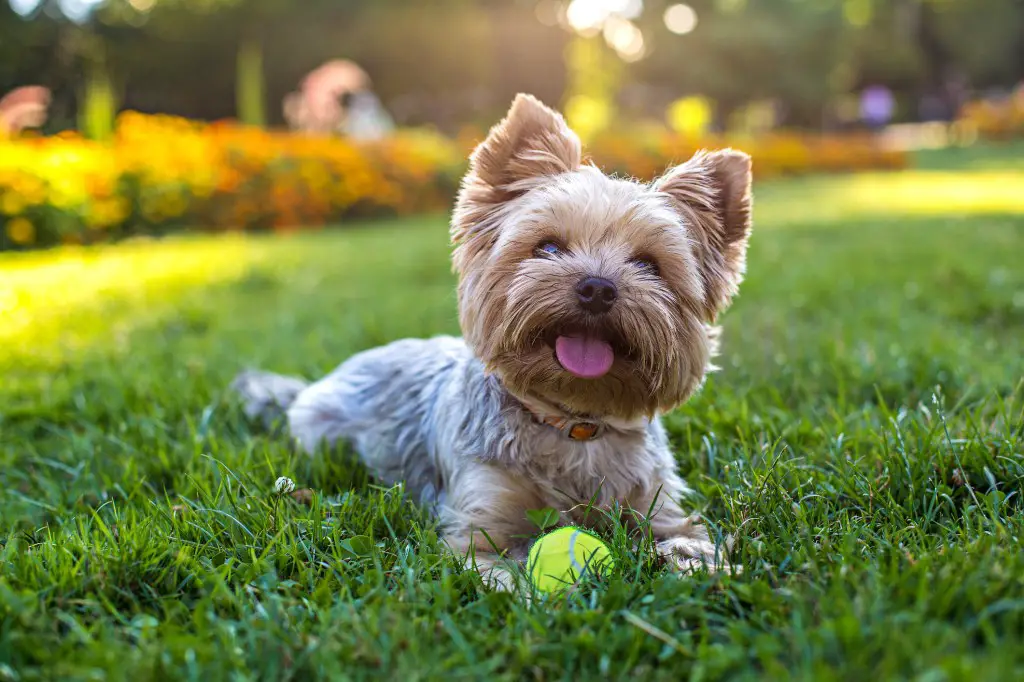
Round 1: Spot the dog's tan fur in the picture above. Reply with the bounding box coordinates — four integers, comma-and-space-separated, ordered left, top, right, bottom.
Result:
454, 94, 751, 420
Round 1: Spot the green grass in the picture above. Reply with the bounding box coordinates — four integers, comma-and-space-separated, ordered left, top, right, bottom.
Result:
2, 149, 1024, 681
912, 139, 1024, 172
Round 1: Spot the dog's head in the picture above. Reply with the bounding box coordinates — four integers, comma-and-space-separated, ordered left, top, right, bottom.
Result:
451, 94, 752, 420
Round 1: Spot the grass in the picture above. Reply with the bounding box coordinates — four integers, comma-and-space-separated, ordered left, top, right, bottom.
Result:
2, 147, 1024, 681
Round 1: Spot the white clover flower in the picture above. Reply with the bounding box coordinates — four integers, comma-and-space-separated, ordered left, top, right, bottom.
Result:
274, 476, 296, 495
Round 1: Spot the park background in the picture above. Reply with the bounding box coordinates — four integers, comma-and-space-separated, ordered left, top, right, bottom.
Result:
1, 0, 1022, 248
2, 1, 1024, 680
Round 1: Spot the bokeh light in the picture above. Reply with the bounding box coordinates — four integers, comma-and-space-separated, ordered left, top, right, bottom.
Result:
667, 95, 713, 136
57, 0, 102, 24
663, 3, 698, 35
8, 0, 43, 16
603, 16, 645, 61
566, 0, 610, 34
606, 0, 643, 20
563, 0, 649, 60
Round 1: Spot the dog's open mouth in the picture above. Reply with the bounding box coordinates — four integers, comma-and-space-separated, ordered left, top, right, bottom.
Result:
541, 325, 623, 379
554, 334, 614, 379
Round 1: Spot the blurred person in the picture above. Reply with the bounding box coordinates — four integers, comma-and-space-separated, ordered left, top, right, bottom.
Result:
0, 85, 50, 137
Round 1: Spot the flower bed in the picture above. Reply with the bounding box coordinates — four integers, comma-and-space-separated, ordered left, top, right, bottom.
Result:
1, 112, 907, 250
956, 91, 1024, 140
587, 129, 908, 180
0, 112, 465, 249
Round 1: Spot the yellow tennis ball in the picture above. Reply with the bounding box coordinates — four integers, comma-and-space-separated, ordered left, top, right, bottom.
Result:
528, 526, 614, 593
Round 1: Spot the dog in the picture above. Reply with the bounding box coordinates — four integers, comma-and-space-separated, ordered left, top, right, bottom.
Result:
232, 94, 752, 589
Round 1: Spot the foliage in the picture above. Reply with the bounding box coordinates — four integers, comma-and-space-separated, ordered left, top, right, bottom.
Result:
957, 88, 1024, 139
0, 111, 909, 250
2, 151, 1024, 678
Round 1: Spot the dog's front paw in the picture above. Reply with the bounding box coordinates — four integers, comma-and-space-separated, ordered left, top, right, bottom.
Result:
656, 533, 735, 575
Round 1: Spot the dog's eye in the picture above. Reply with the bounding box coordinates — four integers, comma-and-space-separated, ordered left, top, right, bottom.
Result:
631, 258, 659, 276
535, 241, 563, 257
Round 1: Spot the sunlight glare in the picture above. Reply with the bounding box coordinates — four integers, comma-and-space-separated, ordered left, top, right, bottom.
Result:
566, 0, 610, 33
606, 0, 643, 20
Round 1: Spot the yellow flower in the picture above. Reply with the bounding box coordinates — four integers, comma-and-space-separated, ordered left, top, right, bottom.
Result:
6, 217, 35, 245
1, 191, 25, 215
87, 198, 129, 228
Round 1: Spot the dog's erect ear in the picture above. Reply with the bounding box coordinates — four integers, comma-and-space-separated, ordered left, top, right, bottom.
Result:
452, 94, 581, 244
654, 149, 753, 320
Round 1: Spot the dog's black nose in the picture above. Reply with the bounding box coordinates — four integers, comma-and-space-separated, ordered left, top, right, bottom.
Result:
576, 276, 617, 314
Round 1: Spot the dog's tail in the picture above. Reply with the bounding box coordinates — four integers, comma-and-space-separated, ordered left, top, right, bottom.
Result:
230, 369, 309, 428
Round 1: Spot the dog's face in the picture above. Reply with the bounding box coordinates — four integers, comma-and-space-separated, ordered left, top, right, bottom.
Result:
451, 95, 752, 420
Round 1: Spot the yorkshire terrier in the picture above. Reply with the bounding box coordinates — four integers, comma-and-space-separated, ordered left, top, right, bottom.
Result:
233, 94, 753, 588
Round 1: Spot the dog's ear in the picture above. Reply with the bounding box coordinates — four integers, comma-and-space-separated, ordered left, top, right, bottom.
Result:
452, 94, 581, 246
654, 149, 753, 320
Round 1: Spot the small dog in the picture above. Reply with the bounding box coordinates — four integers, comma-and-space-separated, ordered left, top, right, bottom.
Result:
233, 94, 752, 588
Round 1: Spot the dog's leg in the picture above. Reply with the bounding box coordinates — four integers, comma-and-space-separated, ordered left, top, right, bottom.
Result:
439, 463, 545, 591
231, 370, 309, 428
284, 375, 364, 455
629, 473, 732, 574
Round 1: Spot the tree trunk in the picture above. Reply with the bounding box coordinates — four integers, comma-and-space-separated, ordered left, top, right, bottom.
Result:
236, 36, 266, 127
80, 54, 115, 141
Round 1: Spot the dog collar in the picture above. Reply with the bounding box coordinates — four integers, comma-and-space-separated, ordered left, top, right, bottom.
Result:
537, 414, 603, 441
515, 395, 604, 441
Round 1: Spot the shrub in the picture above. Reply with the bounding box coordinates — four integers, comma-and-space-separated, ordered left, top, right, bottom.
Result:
1, 112, 908, 250
956, 91, 1024, 140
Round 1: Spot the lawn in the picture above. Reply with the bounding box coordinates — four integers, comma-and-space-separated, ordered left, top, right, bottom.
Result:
2, 147, 1024, 680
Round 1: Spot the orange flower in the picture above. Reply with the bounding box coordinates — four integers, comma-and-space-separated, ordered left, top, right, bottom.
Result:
5, 216, 34, 244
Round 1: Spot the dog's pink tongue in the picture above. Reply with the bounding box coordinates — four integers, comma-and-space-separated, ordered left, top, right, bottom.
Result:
555, 335, 614, 379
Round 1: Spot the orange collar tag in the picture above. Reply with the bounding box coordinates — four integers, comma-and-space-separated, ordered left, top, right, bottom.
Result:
568, 422, 601, 441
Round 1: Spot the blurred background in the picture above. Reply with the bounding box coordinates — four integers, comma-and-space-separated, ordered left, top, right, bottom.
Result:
1, 0, 1022, 248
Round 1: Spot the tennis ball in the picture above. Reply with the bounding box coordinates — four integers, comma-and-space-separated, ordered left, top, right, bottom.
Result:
527, 526, 614, 593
